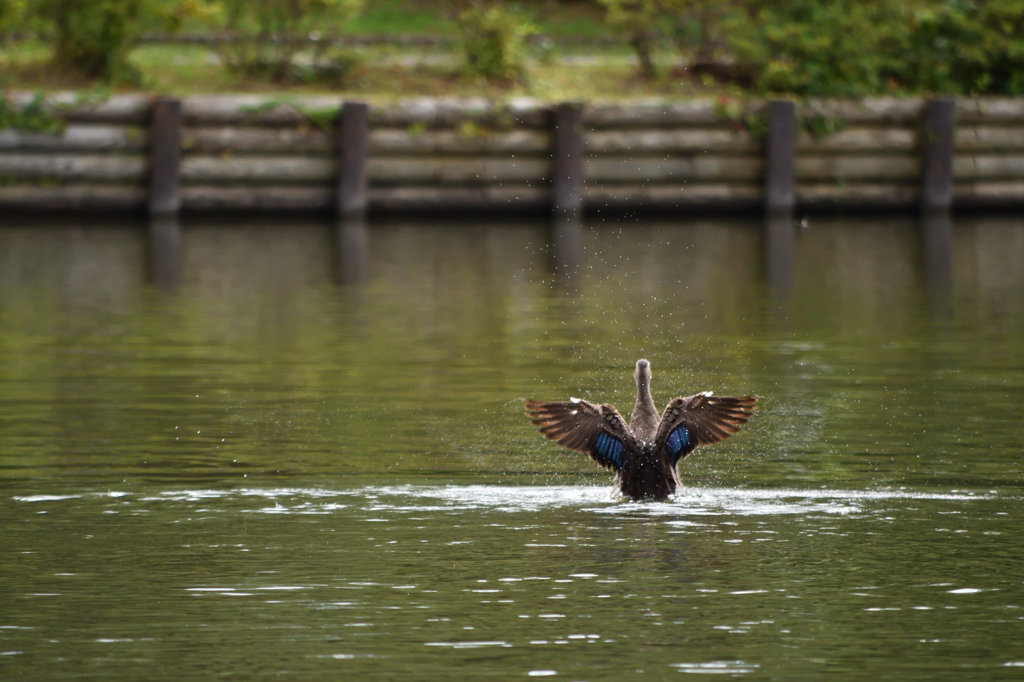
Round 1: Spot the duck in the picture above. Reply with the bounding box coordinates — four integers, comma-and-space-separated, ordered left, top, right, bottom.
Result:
525, 359, 757, 500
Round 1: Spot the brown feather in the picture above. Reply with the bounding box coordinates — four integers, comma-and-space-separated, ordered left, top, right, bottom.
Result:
654, 393, 758, 463
524, 399, 635, 471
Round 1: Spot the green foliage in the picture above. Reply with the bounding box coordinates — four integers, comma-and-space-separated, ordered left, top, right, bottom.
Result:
725, 0, 907, 97
299, 105, 342, 132
671, 1, 731, 61
902, 0, 1024, 95
0, 93, 65, 134
0, 0, 27, 32
238, 98, 340, 132
601, 0, 1024, 96
711, 0, 1024, 96
598, 0, 681, 78
202, 0, 362, 82
801, 113, 845, 139
712, 94, 768, 138
712, 93, 745, 125
23, 0, 212, 82
5, 0, 1021, 96
32, 0, 142, 81
743, 111, 768, 138
458, 3, 537, 82
302, 44, 363, 86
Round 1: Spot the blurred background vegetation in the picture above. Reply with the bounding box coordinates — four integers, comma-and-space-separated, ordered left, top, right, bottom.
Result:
0, 0, 1022, 98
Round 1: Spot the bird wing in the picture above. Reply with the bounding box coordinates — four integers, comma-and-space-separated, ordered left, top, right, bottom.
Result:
654, 393, 758, 465
524, 398, 636, 472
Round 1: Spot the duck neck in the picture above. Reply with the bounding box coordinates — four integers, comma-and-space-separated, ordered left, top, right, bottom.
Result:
630, 367, 659, 440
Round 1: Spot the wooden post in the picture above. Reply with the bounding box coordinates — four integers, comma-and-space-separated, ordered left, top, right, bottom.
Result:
148, 97, 182, 216
764, 100, 796, 214
763, 101, 795, 299
335, 101, 370, 284
148, 98, 182, 286
922, 98, 955, 213
549, 103, 584, 279
338, 101, 369, 218
552, 103, 583, 216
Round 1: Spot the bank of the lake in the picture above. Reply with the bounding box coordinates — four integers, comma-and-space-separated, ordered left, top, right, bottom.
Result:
2, 93, 1024, 214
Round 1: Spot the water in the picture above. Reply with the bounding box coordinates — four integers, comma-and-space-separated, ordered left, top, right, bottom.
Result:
2, 215, 1023, 679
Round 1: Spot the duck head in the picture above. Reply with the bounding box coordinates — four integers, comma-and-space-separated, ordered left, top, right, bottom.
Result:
634, 358, 651, 392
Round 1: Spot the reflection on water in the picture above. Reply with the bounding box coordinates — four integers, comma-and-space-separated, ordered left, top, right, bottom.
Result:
148, 215, 182, 289
336, 217, 369, 285
922, 210, 952, 312
1, 213, 1024, 679
549, 213, 583, 279
763, 211, 794, 298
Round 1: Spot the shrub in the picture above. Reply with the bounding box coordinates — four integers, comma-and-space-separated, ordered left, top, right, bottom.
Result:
715, 0, 1024, 96
302, 43, 363, 86
902, 0, 1024, 95
26, 0, 211, 82
0, 0, 27, 33
458, 3, 537, 82
33, 0, 142, 81
726, 0, 906, 97
599, 0, 1024, 96
0, 93, 65, 134
671, 1, 733, 64
598, 0, 682, 79
205, 0, 362, 82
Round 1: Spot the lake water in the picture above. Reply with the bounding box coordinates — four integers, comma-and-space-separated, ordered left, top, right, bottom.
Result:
2, 214, 1023, 679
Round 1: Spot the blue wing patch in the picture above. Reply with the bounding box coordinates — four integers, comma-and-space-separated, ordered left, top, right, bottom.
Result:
665, 425, 692, 462
594, 431, 626, 470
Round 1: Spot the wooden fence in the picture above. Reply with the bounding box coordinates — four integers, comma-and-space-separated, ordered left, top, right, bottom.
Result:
2, 93, 1023, 215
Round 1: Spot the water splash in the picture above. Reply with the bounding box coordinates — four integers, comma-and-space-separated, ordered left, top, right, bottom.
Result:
16, 484, 986, 519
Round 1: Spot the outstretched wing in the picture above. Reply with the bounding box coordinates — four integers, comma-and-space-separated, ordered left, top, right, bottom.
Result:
654, 393, 757, 465
525, 399, 635, 472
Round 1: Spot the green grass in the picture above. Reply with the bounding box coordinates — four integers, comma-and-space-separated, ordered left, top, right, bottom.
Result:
346, 0, 455, 34
343, 0, 609, 37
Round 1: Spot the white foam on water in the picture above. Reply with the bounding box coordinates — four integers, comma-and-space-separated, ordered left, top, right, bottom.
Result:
365, 485, 616, 512
141, 488, 355, 503
352, 484, 989, 517
671, 660, 759, 674
18, 485, 990, 518
424, 641, 512, 649
13, 494, 83, 502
